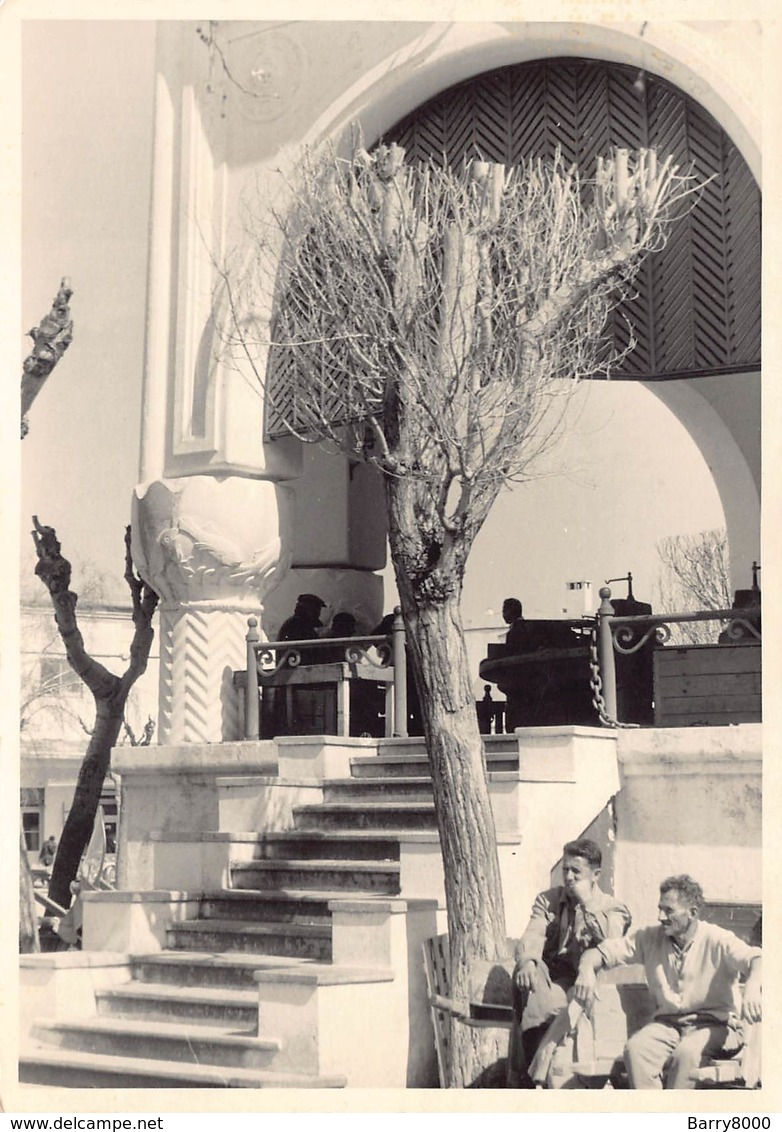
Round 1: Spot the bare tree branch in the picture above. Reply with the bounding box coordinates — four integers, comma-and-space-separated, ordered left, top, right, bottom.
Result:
656, 528, 732, 644
21, 279, 74, 438
31, 516, 119, 700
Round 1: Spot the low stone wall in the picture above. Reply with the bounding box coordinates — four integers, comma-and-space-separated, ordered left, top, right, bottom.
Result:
614, 723, 761, 924
81, 890, 201, 952
19, 952, 131, 1045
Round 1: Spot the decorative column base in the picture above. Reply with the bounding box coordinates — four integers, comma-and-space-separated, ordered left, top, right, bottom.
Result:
158, 600, 260, 744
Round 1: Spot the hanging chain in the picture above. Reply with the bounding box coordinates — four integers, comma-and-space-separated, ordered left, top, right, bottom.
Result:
588, 624, 639, 730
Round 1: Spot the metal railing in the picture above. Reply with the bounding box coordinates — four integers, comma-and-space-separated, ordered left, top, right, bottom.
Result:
594, 585, 761, 727
243, 606, 408, 739
241, 590, 761, 739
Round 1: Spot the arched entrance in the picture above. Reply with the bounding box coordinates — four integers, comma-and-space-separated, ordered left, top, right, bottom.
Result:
269, 47, 760, 593
384, 58, 760, 385
376, 55, 761, 591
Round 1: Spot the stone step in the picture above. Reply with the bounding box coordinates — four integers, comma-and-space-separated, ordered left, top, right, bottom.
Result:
251, 830, 402, 862
31, 1016, 282, 1071
199, 889, 335, 925
292, 801, 438, 833
166, 918, 333, 960
323, 776, 434, 802
348, 755, 433, 779
18, 1046, 346, 1089
229, 859, 401, 894
349, 752, 519, 778
95, 982, 259, 1027
130, 950, 317, 989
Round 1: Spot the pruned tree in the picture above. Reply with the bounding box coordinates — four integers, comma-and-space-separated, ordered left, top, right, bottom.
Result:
19, 281, 75, 950
219, 140, 697, 1085
21, 278, 73, 439
31, 519, 159, 912
656, 528, 732, 644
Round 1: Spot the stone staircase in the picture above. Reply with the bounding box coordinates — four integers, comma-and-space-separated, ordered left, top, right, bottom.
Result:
22, 743, 518, 1088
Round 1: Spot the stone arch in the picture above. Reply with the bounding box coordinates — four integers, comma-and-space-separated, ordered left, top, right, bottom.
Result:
285, 24, 761, 590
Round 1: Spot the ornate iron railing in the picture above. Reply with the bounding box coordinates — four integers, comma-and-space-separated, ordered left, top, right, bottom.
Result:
594, 586, 761, 727
243, 607, 408, 739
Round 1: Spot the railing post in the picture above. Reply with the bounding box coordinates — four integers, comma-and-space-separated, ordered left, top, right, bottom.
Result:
392, 605, 408, 738
597, 586, 617, 723
245, 616, 260, 740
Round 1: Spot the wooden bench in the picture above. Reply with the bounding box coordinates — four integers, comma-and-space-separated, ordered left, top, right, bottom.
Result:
422, 933, 516, 1086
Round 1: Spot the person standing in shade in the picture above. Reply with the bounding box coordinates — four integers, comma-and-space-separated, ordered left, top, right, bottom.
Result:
278, 593, 327, 649
39, 835, 57, 868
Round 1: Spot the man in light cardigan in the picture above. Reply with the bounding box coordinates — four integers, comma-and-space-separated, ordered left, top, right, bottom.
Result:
573, 874, 762, 1088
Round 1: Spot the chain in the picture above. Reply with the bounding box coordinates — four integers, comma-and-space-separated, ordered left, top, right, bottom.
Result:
588, 625, 639, 730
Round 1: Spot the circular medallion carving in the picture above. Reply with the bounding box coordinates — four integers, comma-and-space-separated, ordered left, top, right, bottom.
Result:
236, 32, 306, 123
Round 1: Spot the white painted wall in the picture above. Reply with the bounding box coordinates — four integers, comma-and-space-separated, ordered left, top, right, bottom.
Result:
613, 724, 761, 926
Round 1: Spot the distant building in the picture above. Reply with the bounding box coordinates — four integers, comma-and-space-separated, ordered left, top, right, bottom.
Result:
562, 580, 594, 618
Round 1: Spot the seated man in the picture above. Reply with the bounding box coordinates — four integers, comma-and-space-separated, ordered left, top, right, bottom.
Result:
573, 874, 762, 1089
321, 611, 358, 662
508, 837, 631, 1087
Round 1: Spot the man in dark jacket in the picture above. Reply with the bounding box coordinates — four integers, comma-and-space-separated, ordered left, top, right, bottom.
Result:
279, 593, 326, 643
507, 837, 631, 1087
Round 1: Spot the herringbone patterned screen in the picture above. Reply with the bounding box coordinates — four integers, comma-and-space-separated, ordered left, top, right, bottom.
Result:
265, 58, 760, 437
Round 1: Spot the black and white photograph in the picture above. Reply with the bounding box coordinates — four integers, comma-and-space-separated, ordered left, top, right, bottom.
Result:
2, 0, 778, 1120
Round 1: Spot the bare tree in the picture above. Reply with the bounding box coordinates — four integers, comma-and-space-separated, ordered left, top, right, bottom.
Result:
19, 281, 74, 950
31, 520, 158, 912
656, 528, 732, 644
219, 141, 696, 1085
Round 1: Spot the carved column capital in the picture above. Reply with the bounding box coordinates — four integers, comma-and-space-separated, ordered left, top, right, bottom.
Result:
132, 475, 293, 609
131, 475, 293, 743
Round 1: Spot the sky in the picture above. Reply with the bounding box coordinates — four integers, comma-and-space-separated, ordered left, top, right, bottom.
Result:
18, 19, 727, 625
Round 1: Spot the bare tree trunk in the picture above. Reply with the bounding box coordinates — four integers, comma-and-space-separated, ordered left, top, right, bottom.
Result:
48, 700, 126, 910
19, 828, 40, 953
388, 483, 508, 1088
409, 597, 508, 1087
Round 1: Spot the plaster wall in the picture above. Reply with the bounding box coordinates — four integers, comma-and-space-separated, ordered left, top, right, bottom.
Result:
648, 375, 761, 590
81, 892, 200, 953
112, 740, 278, 887
613, 724, 762, 926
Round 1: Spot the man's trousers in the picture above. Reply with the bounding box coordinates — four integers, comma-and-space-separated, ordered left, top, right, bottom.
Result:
506, 963, 572, 1087
624, 1015, 731, 1089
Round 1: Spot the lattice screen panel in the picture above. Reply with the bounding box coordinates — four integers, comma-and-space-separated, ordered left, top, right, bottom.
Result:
265, 57, 760, 438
